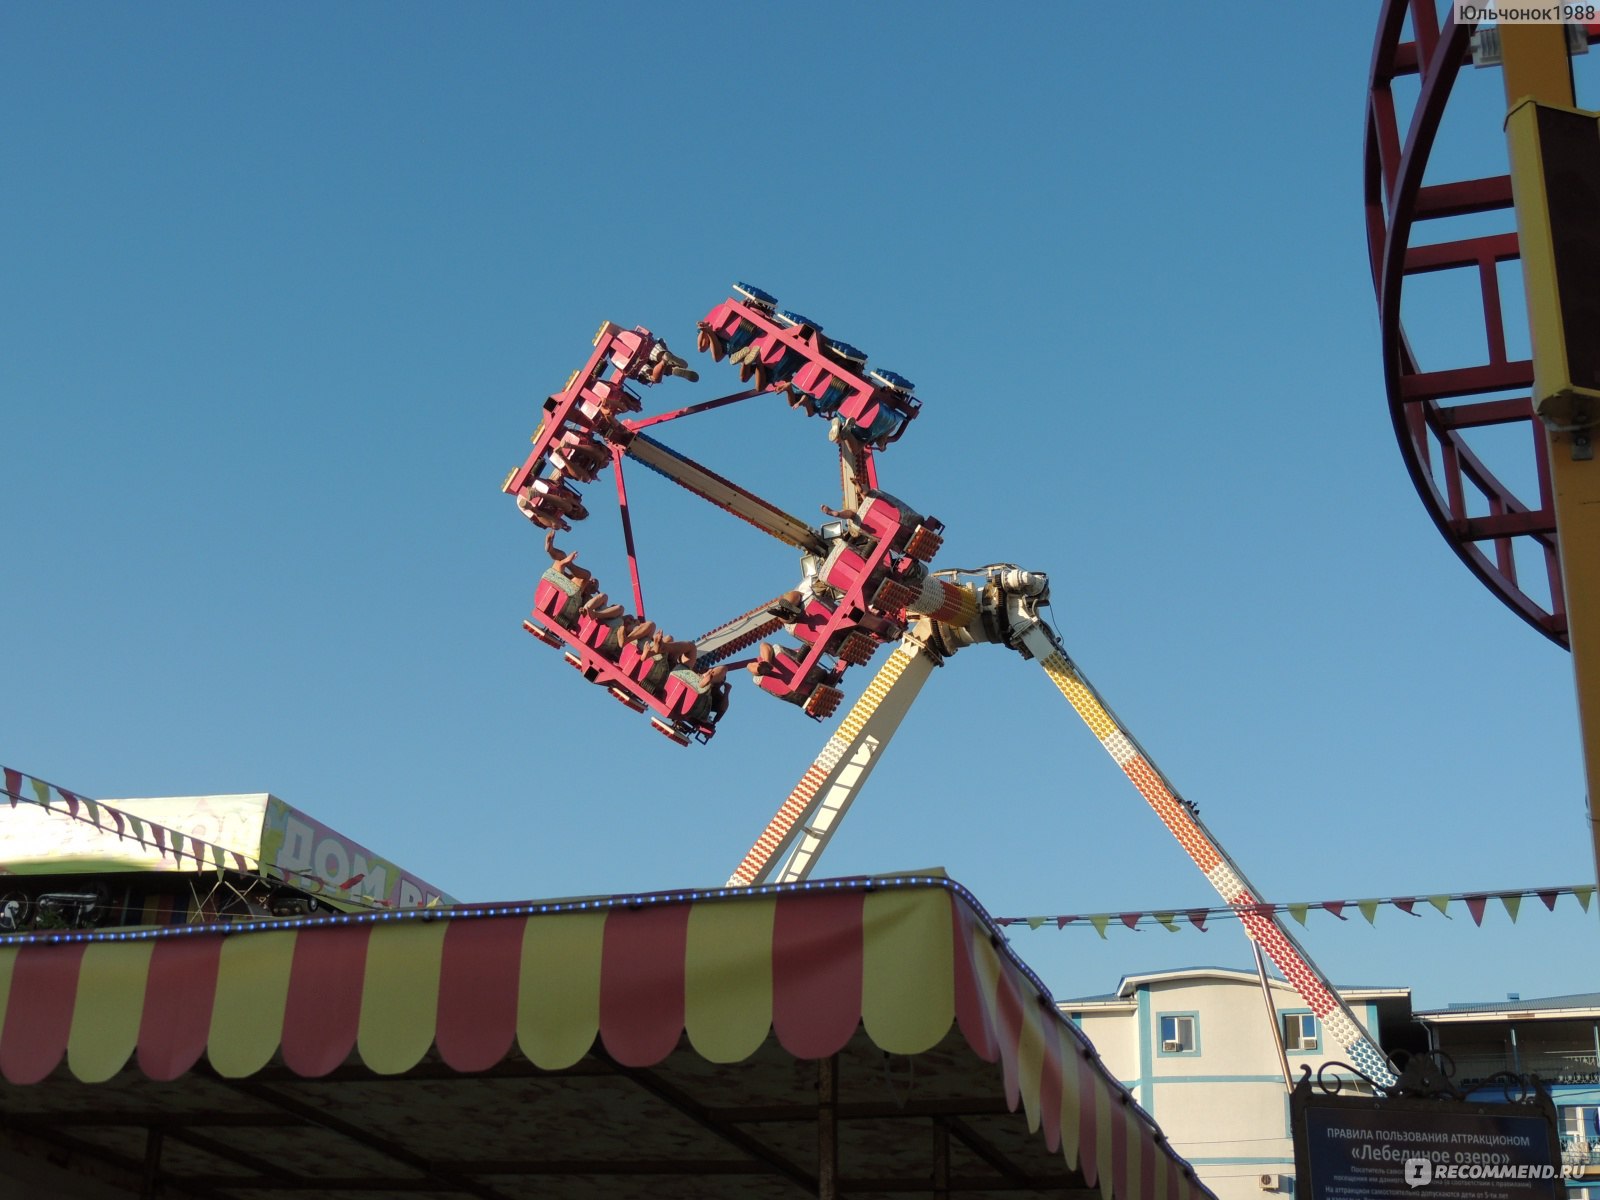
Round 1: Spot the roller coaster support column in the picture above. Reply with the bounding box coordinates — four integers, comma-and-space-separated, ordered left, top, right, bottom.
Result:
1501, 26, 1600, 885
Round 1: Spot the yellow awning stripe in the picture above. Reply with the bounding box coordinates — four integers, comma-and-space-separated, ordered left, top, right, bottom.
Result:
358, 919, 448, 1075
517, 910, 605, 1069
67, 940, 153, 1083
861, 888, 954, 1054
207, 930, 297, 1078
684, 896, 775, 1063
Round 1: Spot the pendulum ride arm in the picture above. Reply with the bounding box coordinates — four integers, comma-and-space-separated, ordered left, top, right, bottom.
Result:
730, 564, 1398, 1087
725, 625, 947, 887
990, 576, 1397, 1088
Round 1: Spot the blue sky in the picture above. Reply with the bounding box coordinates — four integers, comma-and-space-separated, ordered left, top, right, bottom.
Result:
4, 4, 1595, 1013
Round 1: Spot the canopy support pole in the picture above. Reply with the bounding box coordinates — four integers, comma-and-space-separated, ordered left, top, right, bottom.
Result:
818, 1054, 839, 1200
933, 1117, 951, 1198
140, 1127, 164, 1199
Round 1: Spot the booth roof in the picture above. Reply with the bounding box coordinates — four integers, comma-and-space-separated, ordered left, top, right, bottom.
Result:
0, 874, 1213, 1200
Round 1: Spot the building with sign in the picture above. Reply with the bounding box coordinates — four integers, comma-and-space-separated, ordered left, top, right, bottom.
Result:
1413, 993, 1600, 1198
1058, 968, 1417, 1200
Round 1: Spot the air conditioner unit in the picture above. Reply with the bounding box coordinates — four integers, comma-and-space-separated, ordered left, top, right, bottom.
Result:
1162, 1040, 1183, 1052
1301, 1037, 1319, 1052
1258, 1173, 1284, 1192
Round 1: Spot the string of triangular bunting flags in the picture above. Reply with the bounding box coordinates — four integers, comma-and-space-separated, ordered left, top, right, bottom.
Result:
995, 886, 1596, 938
0, 764, 385, 906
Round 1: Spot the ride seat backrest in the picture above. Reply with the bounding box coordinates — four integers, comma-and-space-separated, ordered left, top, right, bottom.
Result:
618, 640, 644, 673
703, 302, 739, 334
662, 668, 709, 720
640, 656, 671, 692
708, 304, 766, 350
835, 387, 893, 428
574, 614, 613, 651
609, 329, 646, 372
536, 572, 581, 625
787, 601, 838, 647
821, 545, 869, 593
858, 498, 904, 541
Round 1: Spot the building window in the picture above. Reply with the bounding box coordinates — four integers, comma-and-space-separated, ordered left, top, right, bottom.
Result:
1283, 1012, 1319, 1052
1562, 1105, 1600, 1149
1158, 1013, 1198, 1055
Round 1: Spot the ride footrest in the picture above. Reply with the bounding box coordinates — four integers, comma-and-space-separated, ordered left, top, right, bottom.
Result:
835, 631, 879, 666
804, 686, 844, 721
650, 717, 691, 747
903, 524, 943, 563
610, 685, 647, 713
871, 578, 919, 614
523, 619, 563, 648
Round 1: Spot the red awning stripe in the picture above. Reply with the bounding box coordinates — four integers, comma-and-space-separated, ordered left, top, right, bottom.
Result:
1111, 1090, 1132, 1200
951, 901, 998, 1062
2, 942, 86, 1085
138, 935, 222, 1082
281, 924, 370, 1078
771, 888, 865, 1059
599, 902, 691, 1067
436, 916, 524, 1073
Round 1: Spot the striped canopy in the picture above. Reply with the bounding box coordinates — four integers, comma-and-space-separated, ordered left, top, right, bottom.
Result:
0, 876, 1213, 1200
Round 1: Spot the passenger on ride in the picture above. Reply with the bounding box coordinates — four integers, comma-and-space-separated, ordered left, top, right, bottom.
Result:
827, 407, 900, 452
593, 612, 656, 660
621, 339, 697, 385
518, 491, 563, 531
545, 469, 589, 518
778, 364, 852, 418
544, 530, 580, 576
644, 628, 698, 668
579, 588, 624, 624
582, 379, 641, 424
668, 663, 731, 723
767, 589, 807, 624
551, 429, 609, 478
819, 503, 868, 541
537, 547, 595, 627
746, 644, 843, 707
518, 474, 586, 530
698, 314, 757, 363
626, 627, 694, 694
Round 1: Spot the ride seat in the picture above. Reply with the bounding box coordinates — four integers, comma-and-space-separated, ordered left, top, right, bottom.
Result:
574, 614, 615, 653
857, 497, 905, 541
663, 668, 712, 722
787, 601, 838, 647
821, 545, 870, 593
535, 571, 583, 627
608, 328, 649, 373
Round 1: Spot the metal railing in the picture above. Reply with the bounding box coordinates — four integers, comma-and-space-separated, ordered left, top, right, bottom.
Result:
1449, 1049, 1600, 1088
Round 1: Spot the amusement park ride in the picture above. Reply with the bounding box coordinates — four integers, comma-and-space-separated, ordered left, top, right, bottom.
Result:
500, 282, 1400, 1089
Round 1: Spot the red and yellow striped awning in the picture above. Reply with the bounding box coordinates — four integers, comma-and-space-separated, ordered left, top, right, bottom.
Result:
0, 876, 1209, 1200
